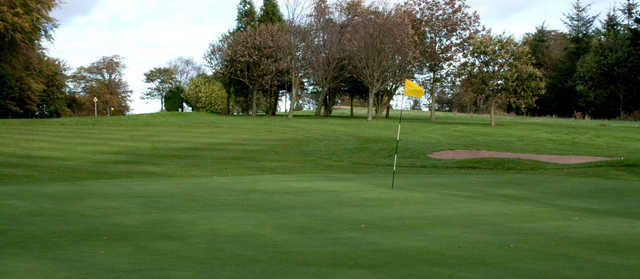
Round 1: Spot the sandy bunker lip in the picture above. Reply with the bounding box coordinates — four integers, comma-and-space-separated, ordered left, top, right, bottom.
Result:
428, 150, 619, 164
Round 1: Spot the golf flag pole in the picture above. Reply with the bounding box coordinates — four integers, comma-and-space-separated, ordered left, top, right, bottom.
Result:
392, 95, 406, 189
392, 80, 425, 189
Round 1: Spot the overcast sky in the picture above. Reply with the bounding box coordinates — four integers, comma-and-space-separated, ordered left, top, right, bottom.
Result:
47, 0, 614, 114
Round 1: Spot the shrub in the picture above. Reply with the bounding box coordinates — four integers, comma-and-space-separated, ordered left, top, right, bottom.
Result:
164, 86, 184, 112
183, 74, 230, 113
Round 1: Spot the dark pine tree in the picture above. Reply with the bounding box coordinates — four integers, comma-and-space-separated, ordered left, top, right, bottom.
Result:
557, 0, 599, 117
236, 0, 257, 32
258, 0, 284, 25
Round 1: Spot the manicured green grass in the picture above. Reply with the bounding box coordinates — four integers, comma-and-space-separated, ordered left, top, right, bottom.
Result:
1, 111, 639, 278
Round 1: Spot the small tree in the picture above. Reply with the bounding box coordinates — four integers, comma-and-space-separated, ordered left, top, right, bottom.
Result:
463, 33, 544, 127
143, 67, 177, 112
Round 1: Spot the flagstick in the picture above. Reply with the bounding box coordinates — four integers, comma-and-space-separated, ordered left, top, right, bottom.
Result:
392, 95, 407, 190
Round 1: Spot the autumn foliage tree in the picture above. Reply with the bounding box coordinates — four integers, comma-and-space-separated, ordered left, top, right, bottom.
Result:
70, 55, 132, 116
0, 0, 63, 118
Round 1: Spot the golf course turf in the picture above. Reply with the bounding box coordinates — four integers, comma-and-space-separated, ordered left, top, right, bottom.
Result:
1, 110, 639, 278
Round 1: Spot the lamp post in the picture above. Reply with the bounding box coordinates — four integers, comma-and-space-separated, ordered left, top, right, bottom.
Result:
93, 97, 98, 119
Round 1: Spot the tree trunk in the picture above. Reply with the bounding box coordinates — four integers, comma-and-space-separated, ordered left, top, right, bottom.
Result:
315, 88, 326, 116
367, 89, 374, 121
265, 88, 272, 117
350, 93, 354, 118
375, 97, 384, 120
252, 88, 257, 117
160, 96, 164, 112
288, 78, 297, 119
323, 93, 331, 117
490, 99, 496, 128
385, 104, 390, 119
620, 94, 624, 118
226, 91, 231, 115
272, 88, 278, 116
430, 77, 436, 121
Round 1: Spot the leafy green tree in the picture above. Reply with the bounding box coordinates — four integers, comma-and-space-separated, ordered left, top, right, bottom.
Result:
143, 67, 177, 112
0, 0, 58, 118
36, 56, 70, 118
236, 0, 258, 31
258, 0, 284, 25
463, 33, 544, 127
183, 74, 230, 113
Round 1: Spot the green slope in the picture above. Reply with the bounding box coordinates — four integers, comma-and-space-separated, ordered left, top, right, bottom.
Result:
1, 111, 639, 278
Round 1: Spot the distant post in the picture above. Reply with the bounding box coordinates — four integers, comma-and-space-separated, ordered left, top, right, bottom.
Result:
93, 97, 98, 119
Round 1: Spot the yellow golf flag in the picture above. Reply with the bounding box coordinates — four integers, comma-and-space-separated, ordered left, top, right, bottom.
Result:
404, 79, 424, 98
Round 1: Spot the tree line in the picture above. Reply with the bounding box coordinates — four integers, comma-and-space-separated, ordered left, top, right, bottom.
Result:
1, 0, 638, 122
200, 0, 638, 123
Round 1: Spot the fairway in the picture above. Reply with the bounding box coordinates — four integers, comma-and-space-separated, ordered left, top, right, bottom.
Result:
1, 111, 639, 278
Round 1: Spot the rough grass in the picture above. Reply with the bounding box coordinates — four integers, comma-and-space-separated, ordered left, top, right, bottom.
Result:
1, 111, 639, 278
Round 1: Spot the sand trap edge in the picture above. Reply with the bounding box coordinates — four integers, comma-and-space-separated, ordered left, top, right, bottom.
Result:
428, 150, 620, 165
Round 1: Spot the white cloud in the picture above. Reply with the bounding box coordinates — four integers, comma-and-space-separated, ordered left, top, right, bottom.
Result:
470, 0, 613, 37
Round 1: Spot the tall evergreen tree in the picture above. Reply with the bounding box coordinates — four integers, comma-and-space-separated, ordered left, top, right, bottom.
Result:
575, 10, 639, 118
556, 0, 599, 117
258, 0, 284, 25
236, 0, 258, 31
619, 0, 639, 28
231, 0, 259, 114
563, 0, 599, 40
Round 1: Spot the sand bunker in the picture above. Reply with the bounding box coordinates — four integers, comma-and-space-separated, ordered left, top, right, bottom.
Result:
429, 150, 618, 164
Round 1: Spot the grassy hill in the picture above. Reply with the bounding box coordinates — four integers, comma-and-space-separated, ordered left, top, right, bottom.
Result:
1, 111, 639, 278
